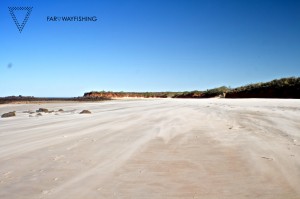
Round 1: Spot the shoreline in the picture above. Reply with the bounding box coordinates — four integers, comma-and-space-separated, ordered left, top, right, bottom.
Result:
0, 97, 111, 105
1, 97, 299, 105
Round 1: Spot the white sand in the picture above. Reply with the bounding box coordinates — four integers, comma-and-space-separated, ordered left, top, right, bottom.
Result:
0, 99, 300, 199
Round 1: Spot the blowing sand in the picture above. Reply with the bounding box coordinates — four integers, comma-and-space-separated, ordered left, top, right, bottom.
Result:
0, 99, 300, 199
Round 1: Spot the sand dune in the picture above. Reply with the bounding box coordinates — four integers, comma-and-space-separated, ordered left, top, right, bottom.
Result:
0, 99, 300, 199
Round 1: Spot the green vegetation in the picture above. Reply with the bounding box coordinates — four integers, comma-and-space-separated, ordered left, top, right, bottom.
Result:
173, 86, 230, 98
2, 77, 298, 103
229, 77, 300, 92
226, 77, 300, 98
83, 91, 178, 98
83, 77, 300, 99
203, 86, 230, 98
173, 77, 299, 98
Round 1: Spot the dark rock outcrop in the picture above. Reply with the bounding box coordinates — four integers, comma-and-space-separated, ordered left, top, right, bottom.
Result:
36, 108, 49, 113
1, 111, 16, 118
80, 110, 91, 114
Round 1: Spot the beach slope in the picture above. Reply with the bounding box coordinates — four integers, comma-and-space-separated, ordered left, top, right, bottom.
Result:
0, 99, 299, 199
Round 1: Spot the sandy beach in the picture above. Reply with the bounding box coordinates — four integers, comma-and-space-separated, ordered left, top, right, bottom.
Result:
0, 99, 299, 199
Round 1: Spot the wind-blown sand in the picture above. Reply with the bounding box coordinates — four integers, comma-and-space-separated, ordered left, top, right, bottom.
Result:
0, 99, 300, 199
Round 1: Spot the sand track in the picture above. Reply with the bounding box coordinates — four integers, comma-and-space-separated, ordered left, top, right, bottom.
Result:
0, 99, 300, 199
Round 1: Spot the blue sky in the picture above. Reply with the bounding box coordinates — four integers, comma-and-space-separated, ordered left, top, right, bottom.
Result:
0, 0, 299, 97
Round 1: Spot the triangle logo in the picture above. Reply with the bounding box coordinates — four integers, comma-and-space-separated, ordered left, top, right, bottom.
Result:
8, 7, 33, 33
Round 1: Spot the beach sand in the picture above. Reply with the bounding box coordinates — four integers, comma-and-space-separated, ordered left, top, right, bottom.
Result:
0, 99, 299, 199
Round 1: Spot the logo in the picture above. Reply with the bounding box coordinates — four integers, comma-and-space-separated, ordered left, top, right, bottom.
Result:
8, 7, 33, 33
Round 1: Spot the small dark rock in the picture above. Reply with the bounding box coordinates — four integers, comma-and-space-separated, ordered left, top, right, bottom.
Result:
36, 113, 43, 116
36, 108, 49, 113
80, 110, 91, 114
58, 109, 64, 112
1, 112, 16, 118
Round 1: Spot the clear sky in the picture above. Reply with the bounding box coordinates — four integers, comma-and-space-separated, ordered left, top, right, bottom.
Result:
0, 0, 299, 97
